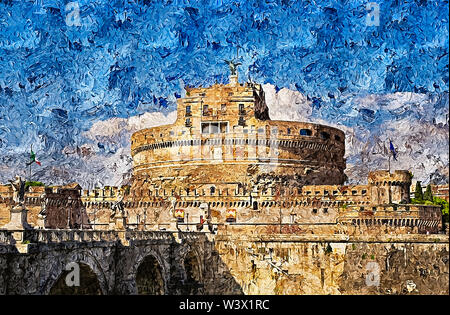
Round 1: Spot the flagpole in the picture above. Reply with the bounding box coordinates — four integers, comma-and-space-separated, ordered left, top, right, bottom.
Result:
388, 154, 391, 174
388, 139, 391, 174
29, 144, 32, 181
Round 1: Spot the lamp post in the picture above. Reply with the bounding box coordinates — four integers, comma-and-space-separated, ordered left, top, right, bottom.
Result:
186, 213, 189, 232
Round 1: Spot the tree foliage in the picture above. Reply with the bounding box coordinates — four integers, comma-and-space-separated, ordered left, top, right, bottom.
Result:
414, 181, 423, 200
423, 184, 434, 202
25, 181, 45, 189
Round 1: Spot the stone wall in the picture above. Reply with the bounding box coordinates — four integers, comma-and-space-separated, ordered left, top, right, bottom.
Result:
206, 233, 449, 295
0, 231, 448, 295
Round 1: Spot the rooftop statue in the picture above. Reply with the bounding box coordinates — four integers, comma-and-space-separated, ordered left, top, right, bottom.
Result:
224, 59, 241, 76
9, 175, 25, 204
111, 190, 125, 219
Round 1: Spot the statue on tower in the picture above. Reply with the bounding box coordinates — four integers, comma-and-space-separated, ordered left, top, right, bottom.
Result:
224, 59, 241, 76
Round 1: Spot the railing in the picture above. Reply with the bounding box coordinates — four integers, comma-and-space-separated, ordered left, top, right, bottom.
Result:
125, 230, 174, 242
23, 229, 122, 243
0, 228, 207, 246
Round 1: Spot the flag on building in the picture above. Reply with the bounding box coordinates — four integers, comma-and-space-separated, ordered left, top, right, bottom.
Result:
389, 140, 397, 161
27, 149, 41, 166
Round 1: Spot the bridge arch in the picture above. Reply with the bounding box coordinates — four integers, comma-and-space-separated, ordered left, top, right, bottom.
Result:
47, 262, 103, 295
41, 249, 111, 295
183, 249, 203, 294
135, 254, 166, 295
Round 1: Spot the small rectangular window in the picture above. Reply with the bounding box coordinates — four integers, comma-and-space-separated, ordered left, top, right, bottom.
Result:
211, 123, 219, 134
320, 131, 330, 140
300, 129, 312, 136
221, 104, 226, 112
287, 128, 291, 135
202, 123, 209, 134
203, 105, 209, 116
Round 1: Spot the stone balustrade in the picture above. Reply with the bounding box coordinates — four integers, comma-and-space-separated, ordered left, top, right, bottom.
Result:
0, 228, 206, 246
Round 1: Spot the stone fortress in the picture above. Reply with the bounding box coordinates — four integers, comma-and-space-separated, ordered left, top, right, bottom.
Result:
0, 66, 448, 295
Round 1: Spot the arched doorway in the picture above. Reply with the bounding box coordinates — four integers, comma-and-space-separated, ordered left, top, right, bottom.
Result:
49, 263, 102, 295
136, 255, 165, 295
184, 251, 202, 294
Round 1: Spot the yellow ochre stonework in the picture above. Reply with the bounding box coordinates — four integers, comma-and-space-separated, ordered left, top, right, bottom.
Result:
0, 72, 448, 296
0, 73, 443, 235
96, 73, 442, 235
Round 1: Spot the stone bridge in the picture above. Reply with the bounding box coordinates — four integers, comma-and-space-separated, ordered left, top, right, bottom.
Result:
1, 227, 449, 295
0, 229, 241, 295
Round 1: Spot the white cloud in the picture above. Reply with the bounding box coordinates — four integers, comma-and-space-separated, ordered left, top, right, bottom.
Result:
262, 84, 449, 184
263, 84, 313, 122
83, 111, 177, 142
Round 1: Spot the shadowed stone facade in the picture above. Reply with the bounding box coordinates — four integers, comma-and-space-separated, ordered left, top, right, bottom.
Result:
0, 230, 447, 295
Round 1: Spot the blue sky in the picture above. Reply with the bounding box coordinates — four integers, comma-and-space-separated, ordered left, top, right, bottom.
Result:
0, 0, 448, 186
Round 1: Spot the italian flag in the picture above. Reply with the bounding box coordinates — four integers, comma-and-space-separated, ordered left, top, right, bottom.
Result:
27, 149, 41, 166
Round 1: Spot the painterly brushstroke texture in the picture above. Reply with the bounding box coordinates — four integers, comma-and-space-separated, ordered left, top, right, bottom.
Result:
0, 0, 448, 187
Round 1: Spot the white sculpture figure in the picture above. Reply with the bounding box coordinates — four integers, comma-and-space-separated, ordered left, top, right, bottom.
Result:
111, 190, 125, 219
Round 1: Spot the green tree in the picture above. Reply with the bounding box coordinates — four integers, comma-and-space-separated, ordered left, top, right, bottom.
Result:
423, 184, 434, 202
433, 197, 449, 224
414, 181, 423, 200
25, 181, 45, 190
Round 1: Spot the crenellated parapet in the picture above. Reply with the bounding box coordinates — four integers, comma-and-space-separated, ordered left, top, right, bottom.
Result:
338, 203, 442, 234
368, 170, 412, 204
